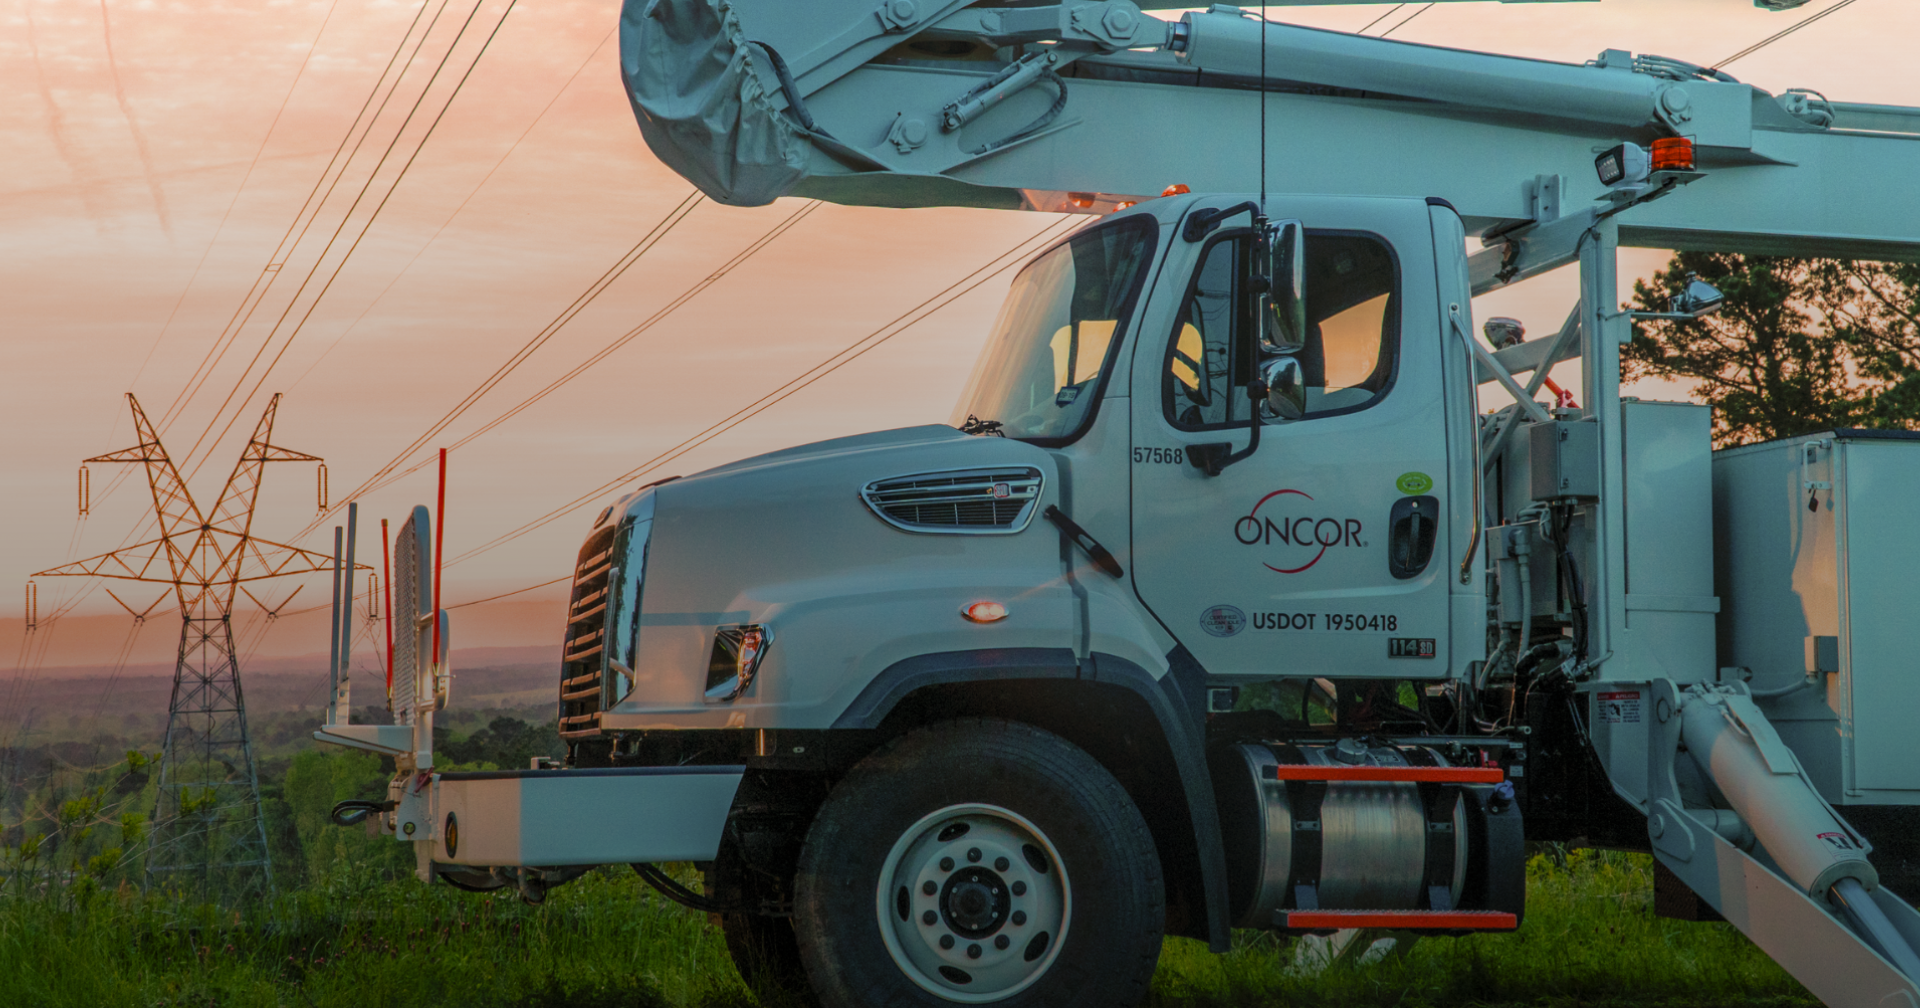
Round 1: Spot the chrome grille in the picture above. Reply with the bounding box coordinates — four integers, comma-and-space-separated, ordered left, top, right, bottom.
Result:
557, 524, 617, 739
861, 467, 1043, 535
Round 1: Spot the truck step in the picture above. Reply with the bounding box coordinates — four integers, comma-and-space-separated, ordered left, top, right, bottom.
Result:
1277, 909, 1518, 931
1262, 765, 1504, 783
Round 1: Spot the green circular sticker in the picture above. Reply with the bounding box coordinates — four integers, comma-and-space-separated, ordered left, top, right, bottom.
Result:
1396, 472, 1433, 495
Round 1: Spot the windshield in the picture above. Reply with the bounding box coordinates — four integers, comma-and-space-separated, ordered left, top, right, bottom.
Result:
952, 217, 1157, 443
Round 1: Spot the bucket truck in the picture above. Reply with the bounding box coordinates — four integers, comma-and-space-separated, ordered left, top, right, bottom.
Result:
325, 3, 1920, 1005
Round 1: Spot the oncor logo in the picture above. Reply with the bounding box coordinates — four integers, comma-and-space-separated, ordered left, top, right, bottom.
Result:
1233, 489, 1365, 573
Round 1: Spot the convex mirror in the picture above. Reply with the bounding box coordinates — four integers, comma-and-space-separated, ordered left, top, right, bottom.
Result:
1671, 272, 1725, 318
1258, 356, 1305, 422
1257, 218, 1306, 355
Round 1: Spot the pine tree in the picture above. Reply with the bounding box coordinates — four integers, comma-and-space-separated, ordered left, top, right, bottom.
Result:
1623, 252, 1920, 446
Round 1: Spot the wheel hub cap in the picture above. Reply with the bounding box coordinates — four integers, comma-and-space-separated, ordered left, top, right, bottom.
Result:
876, 804, 1070, 1002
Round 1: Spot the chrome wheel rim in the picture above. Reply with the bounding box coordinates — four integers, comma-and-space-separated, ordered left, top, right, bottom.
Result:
874, 803, 1070, 1003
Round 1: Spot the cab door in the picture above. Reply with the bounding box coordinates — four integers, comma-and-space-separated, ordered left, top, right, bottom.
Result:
1128, 197, 1457, 680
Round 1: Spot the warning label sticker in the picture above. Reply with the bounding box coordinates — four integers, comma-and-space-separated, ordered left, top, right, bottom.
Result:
1816, 832, 1856, 852
1598, 691, 1642, 724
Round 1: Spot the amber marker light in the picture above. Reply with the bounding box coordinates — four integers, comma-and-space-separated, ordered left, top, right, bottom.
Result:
1160, 183, 1191, 197
1651, 136, 1695, 172
962, 601, 1009, 623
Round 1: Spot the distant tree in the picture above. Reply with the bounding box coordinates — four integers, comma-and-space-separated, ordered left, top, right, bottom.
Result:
435, 716, 561, 772
1623, 252, 1920, 446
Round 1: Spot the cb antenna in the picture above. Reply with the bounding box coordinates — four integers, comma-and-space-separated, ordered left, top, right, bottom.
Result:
1258, 6, 1267, 208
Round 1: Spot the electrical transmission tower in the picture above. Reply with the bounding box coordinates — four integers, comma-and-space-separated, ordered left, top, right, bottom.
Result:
35, 393, 350, 905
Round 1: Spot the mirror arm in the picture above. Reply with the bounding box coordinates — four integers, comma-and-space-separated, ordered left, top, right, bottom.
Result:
1191, 379, 1267, 477
1183, 201, 1263, 243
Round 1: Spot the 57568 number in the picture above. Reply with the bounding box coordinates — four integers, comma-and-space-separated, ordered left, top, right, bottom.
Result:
1132, 447, 1185, 465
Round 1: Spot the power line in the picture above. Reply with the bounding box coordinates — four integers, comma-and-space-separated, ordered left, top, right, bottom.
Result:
1715, 0, 1864, 69
298, 197, 814, 540
1377, 3, 1434, 38
179, 0, 522, 481
65, 0, 444, 581
122, 0, 350, 417
298, 188, 706, 536
447, 575, 572, 609
446, 215, 1078, 567
1357, 4, 1406, 34
282, 27, 622, 396
155, 0, 449, 439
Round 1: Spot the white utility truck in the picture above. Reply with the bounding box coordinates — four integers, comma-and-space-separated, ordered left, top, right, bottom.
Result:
323, 3, 1920, 1005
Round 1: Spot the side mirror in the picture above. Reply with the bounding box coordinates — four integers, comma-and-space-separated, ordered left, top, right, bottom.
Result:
1631, 271, 1727, 323
1258, 218, 1306, 354
1258, 356, 1306, 422
1670, 272, 1724, 318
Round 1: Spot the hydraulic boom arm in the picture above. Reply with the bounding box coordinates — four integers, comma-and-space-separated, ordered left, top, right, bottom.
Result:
622, 0, 1920, 264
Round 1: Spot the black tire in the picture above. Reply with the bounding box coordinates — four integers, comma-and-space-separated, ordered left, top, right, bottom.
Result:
718, 912, 815, 1007
793, 718, 1164, 1008
705, 842, 817, 1007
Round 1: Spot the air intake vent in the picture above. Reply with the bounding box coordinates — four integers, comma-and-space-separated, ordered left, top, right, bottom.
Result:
862, 467, 1043, 535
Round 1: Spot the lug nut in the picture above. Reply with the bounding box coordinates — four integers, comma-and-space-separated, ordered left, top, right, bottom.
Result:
922, 880, 937, 896
939, 857, 954, 872
939, 934, 955, 950
994, 856, 1010, 871
967, 943, 982, 959
1011, 881, 1027, 896
1012, 910, 1026, 926
923, 910, 937, 925
967, 848, 982, 863
995, 935, 1011, 950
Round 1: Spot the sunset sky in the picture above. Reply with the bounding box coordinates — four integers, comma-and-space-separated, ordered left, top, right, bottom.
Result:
4, 0, 1913, 673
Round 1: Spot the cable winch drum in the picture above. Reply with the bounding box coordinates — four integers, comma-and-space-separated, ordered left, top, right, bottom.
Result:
1209, 739, 1470, 928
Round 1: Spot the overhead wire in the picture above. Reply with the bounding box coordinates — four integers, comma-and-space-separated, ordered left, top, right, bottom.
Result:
296, 188, 706, 537
1376, 3, 1434, 38
283, 27, 623, 397
52, 0, 489, 738
154, 0, 448, 439
179, 0, 524, 482
295, 196, 812, 540
446, 214, 1079, 568
1714, 0, 1863, 69
38, 0, 494, 757
122, 0, 351, 422
57, 0, 450, 612
1356, 4, 1406, 34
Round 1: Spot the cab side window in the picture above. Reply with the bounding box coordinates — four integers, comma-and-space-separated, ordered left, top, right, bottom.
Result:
1167, 239, 1245, 428
1165, 231, 1399, 428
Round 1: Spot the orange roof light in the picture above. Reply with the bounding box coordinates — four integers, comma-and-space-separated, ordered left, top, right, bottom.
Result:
1067, 192, 1097, 209
1160, 183, 1191, 197
1651, 136, 1694, 172
1112, 201, 1137, 211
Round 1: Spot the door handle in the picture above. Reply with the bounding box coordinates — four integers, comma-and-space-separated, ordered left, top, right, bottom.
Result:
1388, 495, 1440, 580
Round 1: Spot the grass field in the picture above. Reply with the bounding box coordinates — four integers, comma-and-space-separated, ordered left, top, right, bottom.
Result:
0, 847, 1817, 1008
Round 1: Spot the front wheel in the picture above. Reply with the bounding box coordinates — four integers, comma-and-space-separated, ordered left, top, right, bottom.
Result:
793, 719, 1164, 1007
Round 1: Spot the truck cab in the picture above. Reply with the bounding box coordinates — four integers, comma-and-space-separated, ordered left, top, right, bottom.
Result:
569, 192, 1481, 738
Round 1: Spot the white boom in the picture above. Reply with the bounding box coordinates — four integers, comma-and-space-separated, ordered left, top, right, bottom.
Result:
621, 0, 1920, 264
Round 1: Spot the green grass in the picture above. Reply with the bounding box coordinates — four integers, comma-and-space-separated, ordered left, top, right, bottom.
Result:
1145, 849, 1815, 1008
0, 850, 1815, 1008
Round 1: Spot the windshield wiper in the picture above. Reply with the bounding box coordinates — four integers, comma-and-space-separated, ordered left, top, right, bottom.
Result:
958, 415, 1006, 437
